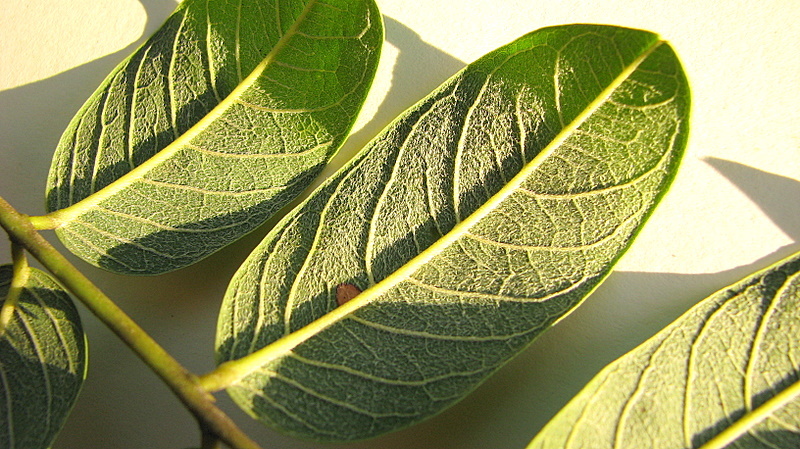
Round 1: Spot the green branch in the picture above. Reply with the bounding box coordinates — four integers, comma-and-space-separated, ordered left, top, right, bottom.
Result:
0, 195, 263, 449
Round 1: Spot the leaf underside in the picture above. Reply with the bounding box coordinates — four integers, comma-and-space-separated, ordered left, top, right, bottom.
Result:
215, 24, 690, 441
0, 265, 87, 449
45, 0, 382, 275
528, 252, 800, 449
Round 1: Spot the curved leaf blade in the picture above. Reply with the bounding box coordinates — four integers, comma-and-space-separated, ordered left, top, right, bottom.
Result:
0, 265, 87, 449
215, 24, 690, 440
45, 0, 382, 274
527, 252, 800, 449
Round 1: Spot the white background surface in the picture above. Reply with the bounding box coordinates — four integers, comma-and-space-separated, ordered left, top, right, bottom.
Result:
1, 0, 799, 448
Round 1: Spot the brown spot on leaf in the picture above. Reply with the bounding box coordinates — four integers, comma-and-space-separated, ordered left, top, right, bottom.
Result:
336, 283, 362, 306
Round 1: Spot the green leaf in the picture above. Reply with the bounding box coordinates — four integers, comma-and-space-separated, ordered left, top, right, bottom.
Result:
0, 265, 87, 449
213, 24, 690, 441
44, 0, 382, 275
527, 252, 800, 449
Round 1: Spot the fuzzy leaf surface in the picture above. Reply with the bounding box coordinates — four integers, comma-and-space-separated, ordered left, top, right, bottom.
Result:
215, 24, 690, 441
527, 252, 800, 449
45, 0, 382, 274
0, 265, 87, 449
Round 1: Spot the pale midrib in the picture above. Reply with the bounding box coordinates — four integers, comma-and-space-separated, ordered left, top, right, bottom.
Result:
46, 0, 320, 227
205, 38, 666, 391
696, 271, 800, 449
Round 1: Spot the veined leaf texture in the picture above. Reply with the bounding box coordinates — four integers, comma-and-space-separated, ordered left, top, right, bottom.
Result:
527, 252, 800, 449
45, 0, 382, 274
0, 265, 87, 449
215, 24, 690, 440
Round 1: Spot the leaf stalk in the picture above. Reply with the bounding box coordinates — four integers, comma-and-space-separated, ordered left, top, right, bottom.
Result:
27, 213, 62, 230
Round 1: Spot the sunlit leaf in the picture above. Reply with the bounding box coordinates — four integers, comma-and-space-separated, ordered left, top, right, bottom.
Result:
215, 24, 690, 441
45, 0, 382, 274
527, 252, 800, 449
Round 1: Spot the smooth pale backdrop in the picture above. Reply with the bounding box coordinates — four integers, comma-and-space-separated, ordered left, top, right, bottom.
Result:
1, 0, 799, 448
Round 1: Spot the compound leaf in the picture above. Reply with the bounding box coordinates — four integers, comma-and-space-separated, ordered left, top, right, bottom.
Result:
45, 0, 382, 275
214, 24, 690, 441
0, 265, 87, 449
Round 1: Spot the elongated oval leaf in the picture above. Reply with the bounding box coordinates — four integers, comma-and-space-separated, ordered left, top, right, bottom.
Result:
214, 24, 690, 441
45, 0, 382, 274
527, 252, 800, 449
0, 265, 87, 449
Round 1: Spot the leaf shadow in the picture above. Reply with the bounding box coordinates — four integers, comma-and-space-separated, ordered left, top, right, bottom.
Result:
332, 249, 797, 449
0, 355, 85, 449
64, 19, 467, 277
88, 14, 470, 279
44, 11, 229, 212
0, 0, 179, 215
705, 157, 800, 242
329, 16, 467, 164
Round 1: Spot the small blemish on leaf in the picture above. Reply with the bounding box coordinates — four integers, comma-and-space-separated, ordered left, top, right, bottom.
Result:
336, 283, 362, 306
